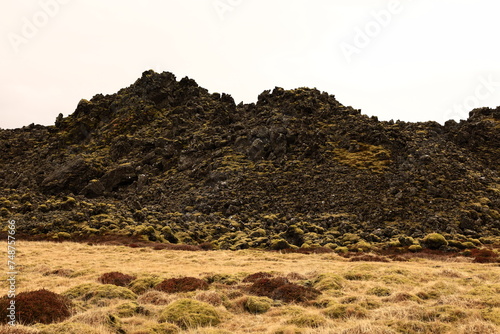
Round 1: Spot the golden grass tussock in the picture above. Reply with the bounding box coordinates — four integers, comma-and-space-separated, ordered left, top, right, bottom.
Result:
0, 241, 498, 333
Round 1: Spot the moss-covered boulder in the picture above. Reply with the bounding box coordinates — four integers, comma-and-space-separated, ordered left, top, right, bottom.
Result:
422, 233, 448, 250
158, 298, 221, 329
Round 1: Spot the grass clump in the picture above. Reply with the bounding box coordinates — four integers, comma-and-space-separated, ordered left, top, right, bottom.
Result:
146, 322, 180, 333
272, 326, 304, 334
98, 272, 136, 287
248, 277, 289, 297
0, 325, 40, 334
115, 301, 143, 317
313, 273, 344, 291
367, 286, 392, 297
66, 308, 122, 330
285, 313, 327, 328
387, 320, 452, 334
155, 277, 209, 293
205, 273, 240, 285
242, 272, 273, 283
482, 308, 500, 325
63, 283, 137, 303
129, 276, 163, 294
323, 304, 368, 319
138, 290, 175, 305
0, 289, 72, 325
271, 284, 321, 303
158, 298, 221, 329
37, 322, 103, 334
243, 296, 273, 314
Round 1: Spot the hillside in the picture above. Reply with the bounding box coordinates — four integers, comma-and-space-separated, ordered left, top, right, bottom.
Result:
1, 70, 499, 251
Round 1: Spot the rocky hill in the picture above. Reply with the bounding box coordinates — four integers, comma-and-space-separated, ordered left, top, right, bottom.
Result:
1, 70, 499, 251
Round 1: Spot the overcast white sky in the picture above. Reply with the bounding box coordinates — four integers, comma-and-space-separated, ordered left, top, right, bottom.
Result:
1, 0, 499, 129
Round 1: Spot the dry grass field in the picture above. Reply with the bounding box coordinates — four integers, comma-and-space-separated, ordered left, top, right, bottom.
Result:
1, 241, 499, 333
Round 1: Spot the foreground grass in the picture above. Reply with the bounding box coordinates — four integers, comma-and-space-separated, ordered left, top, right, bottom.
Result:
1, 241, 499, 333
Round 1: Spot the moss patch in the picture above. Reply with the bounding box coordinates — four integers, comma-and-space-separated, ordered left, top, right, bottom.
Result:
158, 298, 221, 329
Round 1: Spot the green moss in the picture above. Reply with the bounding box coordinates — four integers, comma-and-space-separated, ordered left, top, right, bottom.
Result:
270, 239, 291, 250
158, 298, 221, 329
205, 273, 240, 285
366, 286, 391, 297
63, 283, 137, 303
249, 228, 267, 238
408, 244, 422, 252
285, 313, 327, 328
323, 304, 367, 319
313, 273, 344, 291
344, 272, 373, 281
244, 296, 272, 314
422, 233, 448, 250
335, 246, 349, 254
379, 274, 409, 285
129, 276, 163, 294
53, 232, 72, 240
116, 301, 142, 317
331, 141, 391, 173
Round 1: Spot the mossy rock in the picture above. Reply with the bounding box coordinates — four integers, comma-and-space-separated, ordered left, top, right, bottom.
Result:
147, 322, 181, 334
349, 240, 373, 252
270, 239, 291, 250
129, 276, 164, 294
422, 233, 448, 250
37, 322, 103, 334
313, 273, 344, 291
53, 232, 72, 240
63, 283, 137, 303
249, 228, 267, 238
407, 244, 422, 252
285, 313, 327, 328
244, 296, 272, 314
158, 298, 221, 329
334, 246, 349, 254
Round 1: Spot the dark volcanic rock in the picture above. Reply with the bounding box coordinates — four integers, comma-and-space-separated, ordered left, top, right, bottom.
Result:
0, 70, 499, 248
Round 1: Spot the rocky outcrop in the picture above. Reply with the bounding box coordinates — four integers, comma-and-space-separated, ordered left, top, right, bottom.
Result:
0, 70, 498, 248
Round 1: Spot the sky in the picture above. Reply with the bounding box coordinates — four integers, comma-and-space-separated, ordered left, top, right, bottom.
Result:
1, 0, 500, 129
